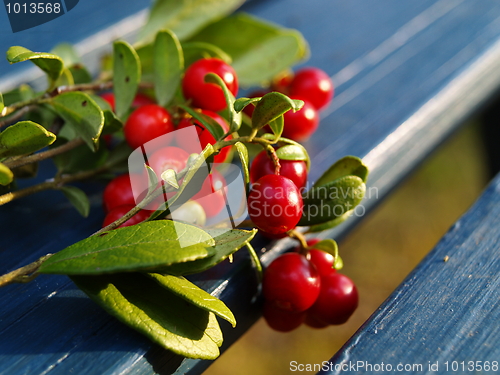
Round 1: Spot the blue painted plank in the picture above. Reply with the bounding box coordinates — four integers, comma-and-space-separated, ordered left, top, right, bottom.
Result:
318, 172, 500, 375
2, 0, 500, 374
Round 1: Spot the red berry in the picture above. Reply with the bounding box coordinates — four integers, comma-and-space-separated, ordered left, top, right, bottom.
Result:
282, 98, 319, 141
308, 272, 358, 325
176, 110, 232, 163
289, 67, 334, 110
124, 104, 175, 150
148, 146, 190, 179
192, 170, 227, 218
247, 175, 303, 235
102, 204, 150, 228
263, 301, 306, 332
250, 149, 308, 190
271, 70, 294, 93
262, 252, 320, 312
304, 239, 336, 277
182, 58, 238, 112
102, 174, 135, 213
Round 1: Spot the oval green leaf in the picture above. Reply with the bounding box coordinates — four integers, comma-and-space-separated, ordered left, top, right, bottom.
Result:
204, 72, 241, 133
251, 92, 303, 131
235, 142, 249, 188
160, 228, 257, 275
71, 272, 223, 359
233, 97, 261, 113
154, 29, 184, 106
60, 185, 90, 217
148, 273, 236, 327
314, 156, 369, 187
39, 220, 215, 275
267, 115, 284, 141
188, 13, 309, 87
6, 46, 63, 85
50, 92, 104, 151
113, 40, 141, 119
0, 163, 13, 186
179, 104, 224, 140
0, 92, 4, 113
299, 176, 366, 226
0, 121, 56, 158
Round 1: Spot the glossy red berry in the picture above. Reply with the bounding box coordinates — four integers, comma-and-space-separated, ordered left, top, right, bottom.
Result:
148, 146, 190, 179
124, 104, 175, 150
250, 149, 308, 190
289, 67, 334, 110
182, 58, 238, 112
192, 170, 227, 218
282, 98, 319, 141
102, 204, 150, 228
102, 174, 135, 213
176, 110, 232, 164
303, 239, 337, 277
263, 301, 306, 332
308, 272, 358, 325
247, 175, 303, 235
262, 252, 320, 312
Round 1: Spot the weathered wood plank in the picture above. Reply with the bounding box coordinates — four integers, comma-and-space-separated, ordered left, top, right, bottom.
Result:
319, 172, 500, 375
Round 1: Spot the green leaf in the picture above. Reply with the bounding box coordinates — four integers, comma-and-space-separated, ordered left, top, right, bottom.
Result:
54, 68, 75, 87
154, 29, 184, 106
71, 273, 223, 359
148, 273, 236, 327
308, 210, 354, 233
50, 92, 104, 151
140, 0, 245, 42
183, 42, 232, 66
0, 163, 13, 186
188, 13, 309, 86
334, 255, 344, 270
234, 142, 249, 188
314, 156, 369, 187
6, 46, 64, 85
0, 121, 56, 158
234, 97, 261, 113
267, 115, 284, 141
113, 41, 141, 119
38, 221, 216, 275
252, 92, 303, 131
276, 144, 310, 167
0, 92, 4, 113
51, 43, 80, 66
308, 239, 339, 263
52, 138, 108, 173
261, 135, 311, 170
179, 104, 224, 140
160, 228, 257, 275
60, 186, 90, 217
299, 176, 366, 226
69, 64, 92, 84
89, 94, 123, 135
204, 73, 241, 133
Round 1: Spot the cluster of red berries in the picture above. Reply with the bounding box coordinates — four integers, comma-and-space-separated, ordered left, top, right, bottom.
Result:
100, 57, 238, 228
245, 67, 334, 141
262, 239, 358, 332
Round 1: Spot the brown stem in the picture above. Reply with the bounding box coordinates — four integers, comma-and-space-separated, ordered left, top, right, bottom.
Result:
4, 138, 85, 170
266, 145, 281, 175
0, 163, 110, 206
0, 105, 37, 128
0, 254, 53, 288
288, 229, 309, 255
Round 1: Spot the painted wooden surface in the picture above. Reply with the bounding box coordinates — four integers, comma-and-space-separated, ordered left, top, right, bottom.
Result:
2, 0, 500, 374
319, 172, 500, 375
